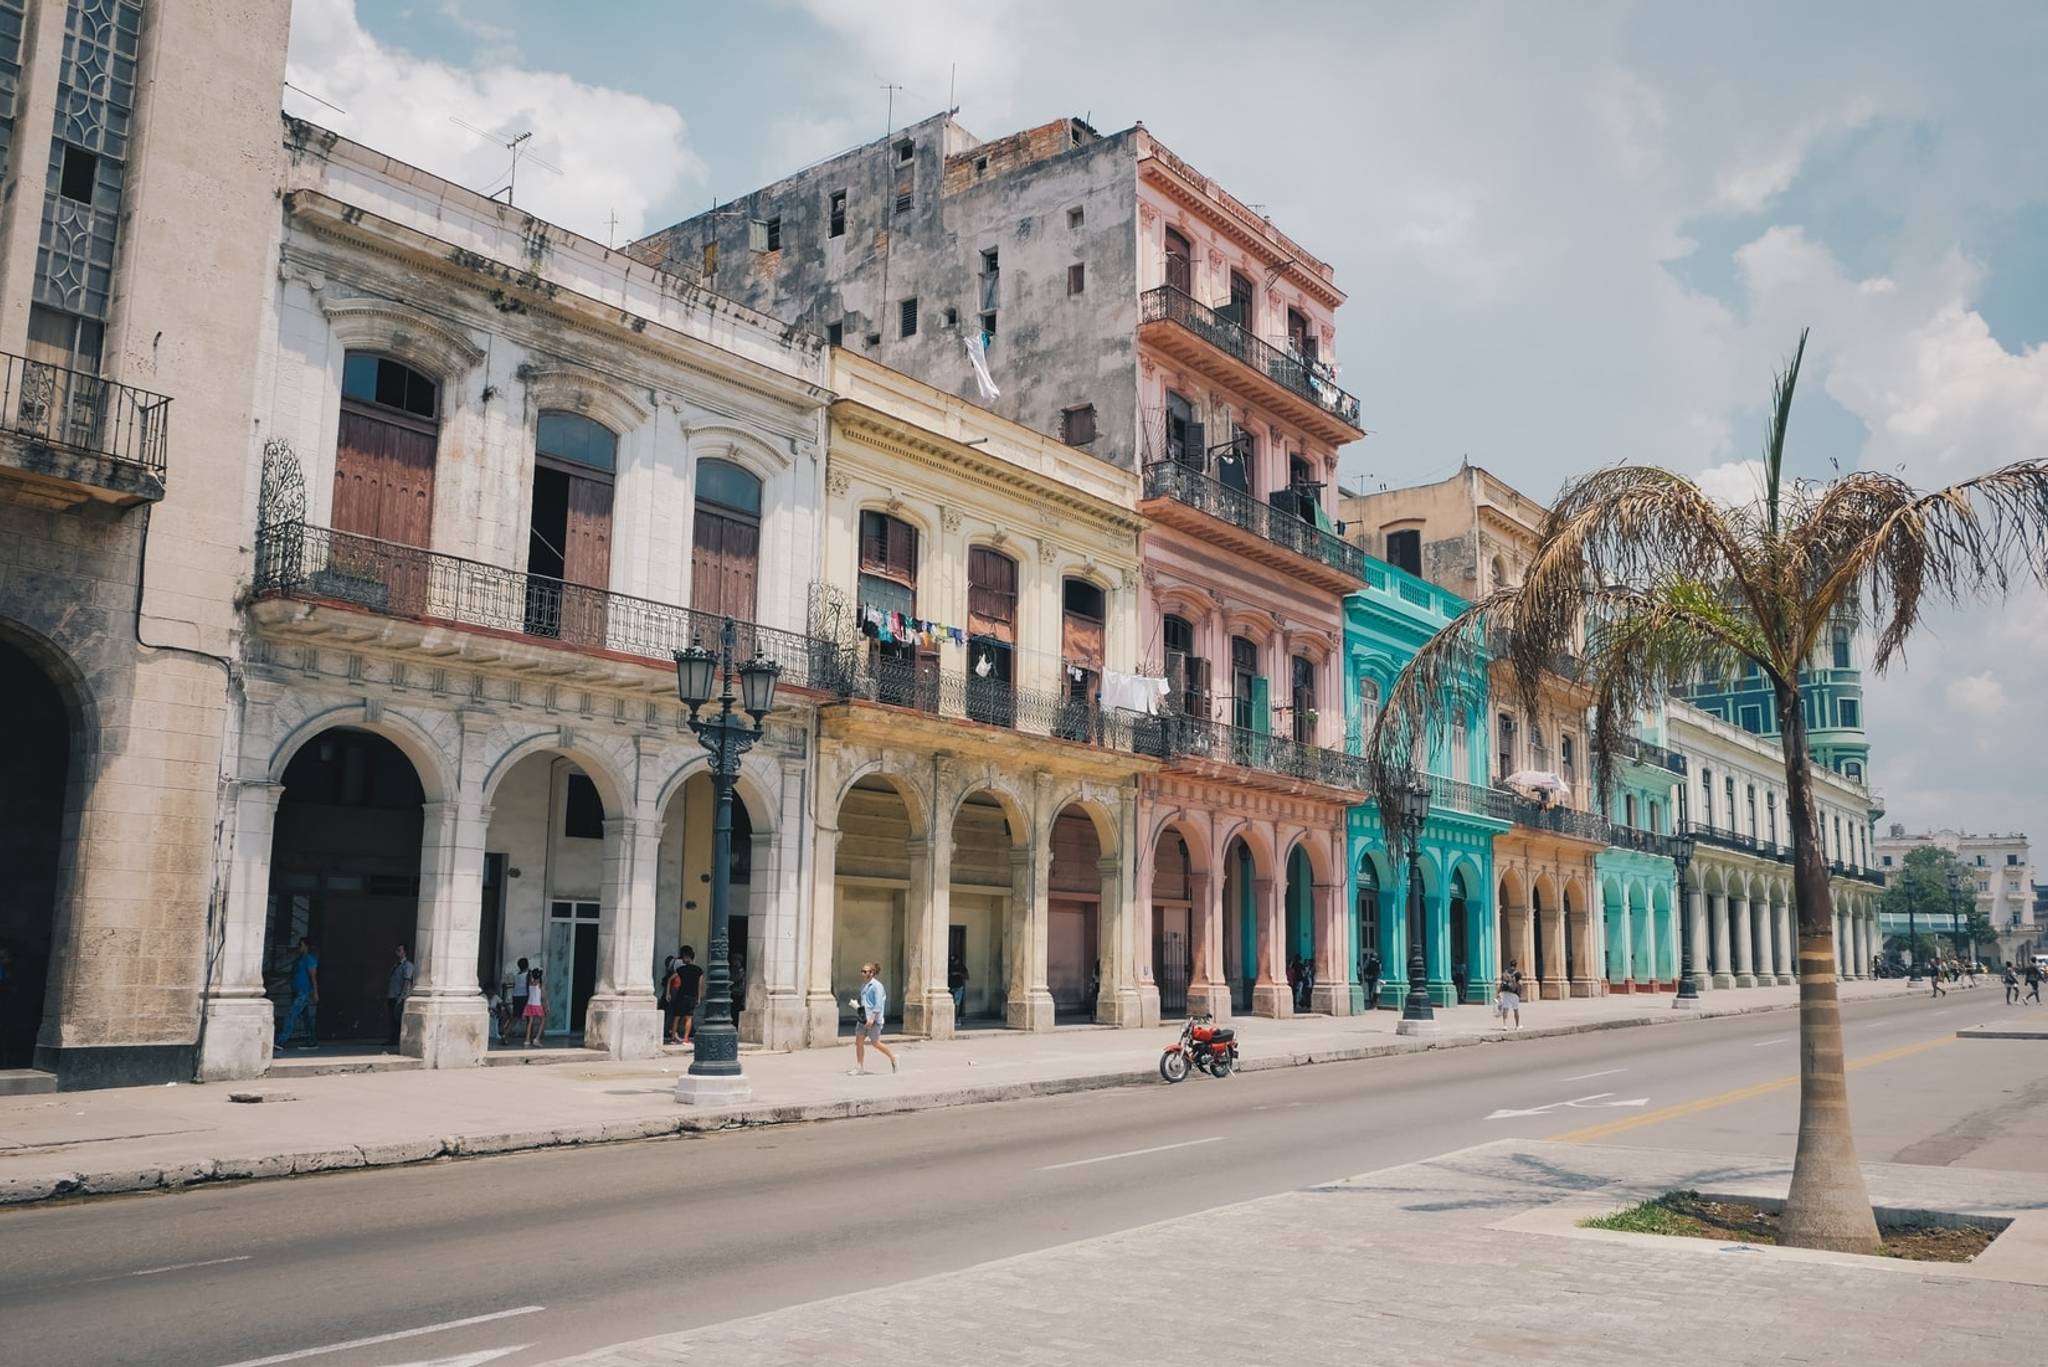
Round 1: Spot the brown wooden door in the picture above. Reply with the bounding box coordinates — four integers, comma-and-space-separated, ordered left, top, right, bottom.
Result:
332, 407, 437, 616
559, 474, 613, 649
691, 506, 760, 622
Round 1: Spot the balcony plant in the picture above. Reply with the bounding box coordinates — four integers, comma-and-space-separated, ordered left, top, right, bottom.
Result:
1364, 330, 2048, 1255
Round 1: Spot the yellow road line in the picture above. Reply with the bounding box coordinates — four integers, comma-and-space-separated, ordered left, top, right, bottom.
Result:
1552, 1033, 1961, 1144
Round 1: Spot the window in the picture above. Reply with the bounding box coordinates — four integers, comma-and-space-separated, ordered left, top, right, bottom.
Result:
859, 510, 928, 705
978, 311, 997, 343
1062, 578, 1106, 703
974, 155, 988, 176
344, 352, 439, 420
899, 297, 919, 338
1976, 855, 1987, 866
1286, 453, 1317, 522
1882, 855, 1893, 867
703, 241, 718, 276
690, 458, 762, 621
1844, 760, 1862, 781
1068, 206, 1085, 230
766, 217, 781, 251
1385, 529, 1421, 577
1625, 794, 1638, 828
1557, 735, 1575, 787
1747, 783, 1757, 836
536, 411, 616, 472
1231, 636, 1261, 731
1224, 271, 1254, 330
896, 139, 914, 164
1979, 880, 1990, 893
1833, 630, 1851, 669
527, 412, 619, 642
1164, 390, 1202, 467
1725, 777, 1736, 828
1290, 655, 1317, 744
826, 322, 844, 347
749, 219, 778, 252
1163, 614, 1208, 718
943, 307, 958, 328
1839, 698, 1860, 728
894, 185, 913, 214
1067, 262, 1086, 295
1165, 228, 1192, 294
563, 773, 604, 840
1649, 800, 1662, 834
967, 546, 1019, 727
334, 351, 441, 548
1287, 308, 1316, 364
25, 304, 104, 374
1700, 768, 1714, 827
2009, 854, 2022, 866
1061, 404, 1097, 447
1450, 709, 1468, 777
1498, 712, 1516, 781
859, 510, 918, 586
59, 144, 98, 203
829, 190, 847, 238
1739, 704, 1763, 732
1359, 679, 1383, 747
1767, 792, 1778, 845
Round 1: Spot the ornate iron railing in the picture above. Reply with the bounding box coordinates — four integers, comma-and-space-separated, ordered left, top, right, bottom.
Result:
1140, 286, 1362, 430
1507, 795, 1612, 844
1429, 773, 1515, 822
841, 652, 1168, 758
2, 348, 171, 476
1684, 822, 1784, 861
1620, 734, 1688, 774
1142, 458, 1366, 583
1607, 824, 1680, 859
253, 521, 845, 691
1157, 712, 1369, 790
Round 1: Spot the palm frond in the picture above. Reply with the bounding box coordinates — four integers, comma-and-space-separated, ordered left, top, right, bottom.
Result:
1763, 328, 1809, 538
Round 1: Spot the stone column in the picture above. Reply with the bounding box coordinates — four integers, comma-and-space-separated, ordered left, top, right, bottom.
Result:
1097, 853, 1143, 1026
1615, 889, 1634, 988
1710, 891, 1733, 989
1834, 909, 1847, 977
803, 821, 841, 1046
1687, 885, 1709, 991
1732, 890, 1757, 988
1123, 790, 1161, 1027
1308, 878, 1349, 1014
903, 832, 956, 1039
1751, 895, 1775, 983
1185, 865, 1229, 1022
585, 815, 663, 1059
401, 797, 492, 1067
1642, 888, 1660, 987
199, 780, 285, 1081
1775, 898, 1795, 984
1543, 900, 1569, 1000
1006, 842, 1055, 1031
742, 756, 810, 1049
1250, 874, 1291, 1017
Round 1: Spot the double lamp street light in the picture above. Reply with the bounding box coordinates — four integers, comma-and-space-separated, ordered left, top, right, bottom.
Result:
672, 617, 781, 1106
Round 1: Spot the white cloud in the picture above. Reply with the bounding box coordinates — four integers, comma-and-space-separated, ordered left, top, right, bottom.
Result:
1695, 459, 1767, 507
1945, 671, 2009, 717
284, 0, 703, 243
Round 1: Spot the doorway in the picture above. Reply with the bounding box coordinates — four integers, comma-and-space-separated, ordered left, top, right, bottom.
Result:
525, 412, 616, 648
544, 900, 601, 1036
0, 638, 69, 1068
1450, 869, 1470, 1002
1222, 839, 1257, 1013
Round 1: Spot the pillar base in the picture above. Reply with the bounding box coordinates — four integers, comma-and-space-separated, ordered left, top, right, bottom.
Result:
1734, 973, 1758, 989
1395, 1015, 1440, 1036
1570, 978, 1599, 998
584, 994, 663, 1060
1250, 982, 1294, 1019
741, 989, 809, 1050
1540, 980, 1567, 1000
1183, 983, 1230, 1022
1097, 986, 1147, 1028
198, 994, 274, 1081
1004, 989, 1055, 1033
1135, 981, 1163, 1028
1711, 973, 1733, 989
674, 1073, 753, 1106
400, 993, 488, 1069
805, 992, 843, 1048
1775, 973, 1796, 987
1308, 982, 1351, 1016
905, 988, 957, 1040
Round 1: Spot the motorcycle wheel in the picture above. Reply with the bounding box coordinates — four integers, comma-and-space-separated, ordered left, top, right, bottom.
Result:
1209, 1052, 1233, 1078
1159, 1050, 1190, 1083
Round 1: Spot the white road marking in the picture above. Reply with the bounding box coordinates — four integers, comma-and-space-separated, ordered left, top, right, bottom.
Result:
1561, 1068, 1626, 1082
129, 1254, 251, 1278
379, 1349, 529, 1367
1486, 1092, 1649, 1120
1038, 1136, 1222, 1171
1750, 1036, 1791, 1047
211, 1307, 544, 1367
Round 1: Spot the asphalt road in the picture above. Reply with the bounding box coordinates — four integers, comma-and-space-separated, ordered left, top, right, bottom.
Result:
3, 990, 2042, 1367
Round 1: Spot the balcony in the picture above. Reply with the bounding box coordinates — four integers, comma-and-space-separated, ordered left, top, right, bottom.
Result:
1607, 824, 1680, 859
1137, 286, 1363, 444
834, 652, 1167, 762
251, 521, 839, 693
1620, 735, 1688, 775
1507, 796, 1611, 845
1141, 458, 1367, 593
0, 350, 170, 508
1157, 712, 1369, 799
1427, 773, 1515, 823
1684, 822, 1786, 862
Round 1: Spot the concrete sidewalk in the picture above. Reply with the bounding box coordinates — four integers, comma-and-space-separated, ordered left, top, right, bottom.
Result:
550, 1137, 2048, 1365
0, 979, 1924, 1206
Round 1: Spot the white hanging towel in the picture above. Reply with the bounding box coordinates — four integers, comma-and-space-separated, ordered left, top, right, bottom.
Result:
963, 334, 1000, 401
1100, 669, 1170, 715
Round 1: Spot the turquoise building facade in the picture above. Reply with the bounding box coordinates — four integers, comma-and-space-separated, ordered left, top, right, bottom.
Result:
1678, 623, 1870, 784
1595, 742, 1684, 990
1344, 560, 1509, 1009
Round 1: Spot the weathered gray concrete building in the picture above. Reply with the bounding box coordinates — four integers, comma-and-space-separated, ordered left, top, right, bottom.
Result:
0, 0, 290, 1089
630, 114, 1147, 463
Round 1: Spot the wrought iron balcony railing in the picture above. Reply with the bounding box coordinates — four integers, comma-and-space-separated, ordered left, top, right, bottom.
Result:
1607, 824, 1680, 859
1507, 795, 1612, 844
1140, 286, 1362, 430
1428, 773, 1515, 822
840, 652, 1168, 758
1142, 458, 1367, 583
252, 521, 843, 691
1620, 735, 1688, 774
1156, 712, 1369, 791
1684, 822, 1785, 861
2, 349, 171, 477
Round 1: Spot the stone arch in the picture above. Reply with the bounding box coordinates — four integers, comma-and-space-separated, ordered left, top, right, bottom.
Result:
689, 423, 795, 479
948, 773, 1032, 845
1047, 788, 1121, 859
523, 364, 652, 433
653, 748, 780, 834
268, 702, 456, 803
479, 730, 632, 817
1283, 829, 1338, 886
1147, 807, 1211, 875
320, 294, 485, 383
826, 754, 932, 840
1214, 816, 1277, 879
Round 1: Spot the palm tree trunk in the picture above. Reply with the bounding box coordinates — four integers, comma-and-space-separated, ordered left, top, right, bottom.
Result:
1774, 676, 1881, 1253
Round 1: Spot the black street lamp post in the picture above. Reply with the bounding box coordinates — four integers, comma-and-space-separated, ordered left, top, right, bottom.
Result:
1906, 894, 1920, 984
1672, 838, 1700, 1009
1395, 775, 1437, 1036
672, 617, 780, 1105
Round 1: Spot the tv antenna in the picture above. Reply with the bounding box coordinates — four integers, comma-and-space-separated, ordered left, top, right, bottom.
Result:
450, 117, 562, 207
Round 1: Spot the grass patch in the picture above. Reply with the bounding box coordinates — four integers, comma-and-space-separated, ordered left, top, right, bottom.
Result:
1579, 1191, 1997, 1262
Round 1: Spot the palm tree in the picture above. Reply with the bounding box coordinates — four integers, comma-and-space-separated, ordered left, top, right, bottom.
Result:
1366, 331, 2048, 1252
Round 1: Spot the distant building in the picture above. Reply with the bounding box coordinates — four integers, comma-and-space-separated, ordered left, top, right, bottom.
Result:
1874, 826, 2034, 961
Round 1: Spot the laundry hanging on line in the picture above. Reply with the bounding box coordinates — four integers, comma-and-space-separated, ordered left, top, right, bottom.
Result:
1098, 669, 1170, 716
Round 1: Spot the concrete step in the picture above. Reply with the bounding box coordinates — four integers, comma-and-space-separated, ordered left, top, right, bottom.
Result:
0, 1068, 57, 1097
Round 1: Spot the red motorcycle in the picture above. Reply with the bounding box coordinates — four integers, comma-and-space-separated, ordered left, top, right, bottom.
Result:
1159, 1014, 1237, 1082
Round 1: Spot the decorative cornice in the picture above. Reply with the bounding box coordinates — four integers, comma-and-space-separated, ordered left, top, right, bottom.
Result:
320, 294, 486, 379
520, 362, 652, 430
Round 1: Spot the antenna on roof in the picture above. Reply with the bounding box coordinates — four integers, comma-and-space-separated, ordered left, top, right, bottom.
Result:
451, 116, 563, 207
605, 209, 620, 249
880, 80, 904, 139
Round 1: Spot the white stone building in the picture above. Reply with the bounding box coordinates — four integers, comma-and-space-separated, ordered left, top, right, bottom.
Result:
199, 121, 834, 1079
1660, 701, 1884, 986
0, 0, 289, 1089
1874, 825, 2034, 958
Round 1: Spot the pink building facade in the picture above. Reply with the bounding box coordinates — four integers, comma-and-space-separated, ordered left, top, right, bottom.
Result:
1128, 133, 1369, 1025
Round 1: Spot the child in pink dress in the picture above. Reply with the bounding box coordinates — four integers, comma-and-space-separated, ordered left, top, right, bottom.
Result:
523, 967, 546, 1046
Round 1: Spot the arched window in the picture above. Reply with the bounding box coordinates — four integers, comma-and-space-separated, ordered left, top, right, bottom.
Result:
691, 457, 763, 621
335, 351, 440, 546
525, 410, 618, 645
1358, 677, 1382, 752
1356, 856, 1380, 980
1450, 709, 1469, 780
1290, 654, 1317, 744
1164, 228, 1192, 294
1061, 577, 1106, 704
1231, 635, 1261, 731
966, 545, 1019, 726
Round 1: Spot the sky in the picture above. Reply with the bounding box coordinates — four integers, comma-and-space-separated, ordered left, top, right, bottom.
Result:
284, 0, 2048, 857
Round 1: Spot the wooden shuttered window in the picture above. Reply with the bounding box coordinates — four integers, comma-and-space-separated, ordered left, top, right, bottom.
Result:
860, 510, 917, 586
966, 545, 1017, 642
690, 459, 763, 622
1061, 577, 1105, 674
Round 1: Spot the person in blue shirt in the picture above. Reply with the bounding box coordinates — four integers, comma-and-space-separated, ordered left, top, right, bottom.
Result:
848, 962, 897, 1075
276, 936, 320, 1050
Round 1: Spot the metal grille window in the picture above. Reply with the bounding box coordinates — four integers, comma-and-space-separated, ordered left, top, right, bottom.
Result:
1162, 613, 1207, 718
0, 0, 24, 180
33, 0, 141, 329
899, 297, 918, 338
1060, 404, 1096, 447
829, 189, 846, 238
1067, 262, 1085, 295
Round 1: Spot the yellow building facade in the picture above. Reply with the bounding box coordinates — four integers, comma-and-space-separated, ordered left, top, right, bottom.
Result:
804, 353, 1159, 1045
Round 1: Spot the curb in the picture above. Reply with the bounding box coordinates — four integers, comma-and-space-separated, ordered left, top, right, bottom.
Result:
0, 986, 1911, 1208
